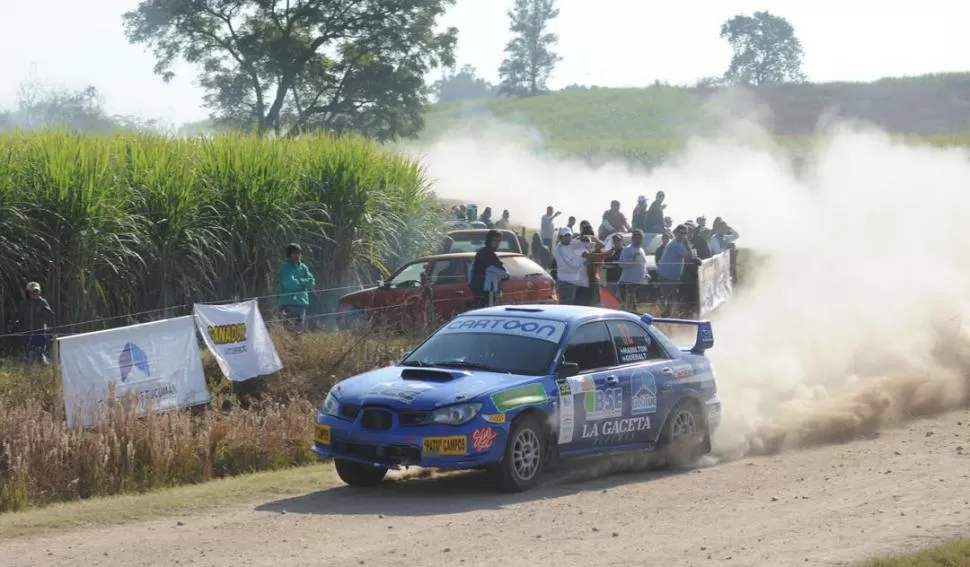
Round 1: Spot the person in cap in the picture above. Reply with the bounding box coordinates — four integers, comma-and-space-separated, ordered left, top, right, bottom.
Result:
553, 227, 588, 305
631, 195, 649, 233
470, 229, 509, 308
656, 225, 694, 316
279, 243, 316, 329
14, 282, 54, 364
645, 191, 666, 233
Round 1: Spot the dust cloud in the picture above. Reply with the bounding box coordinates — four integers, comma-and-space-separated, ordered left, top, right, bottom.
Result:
403, 102, 970, 461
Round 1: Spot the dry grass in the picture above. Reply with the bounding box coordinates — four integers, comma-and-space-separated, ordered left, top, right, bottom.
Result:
0, 325, 416, 514
864, 539, 970, 567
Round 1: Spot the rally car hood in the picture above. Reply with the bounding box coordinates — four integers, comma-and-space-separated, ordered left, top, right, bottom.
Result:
329, 365, 540, 411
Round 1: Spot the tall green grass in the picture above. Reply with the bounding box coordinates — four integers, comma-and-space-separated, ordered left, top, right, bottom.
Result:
0, 131, 444, 331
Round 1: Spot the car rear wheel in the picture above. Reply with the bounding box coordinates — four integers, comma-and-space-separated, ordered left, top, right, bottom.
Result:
488, 413, 547, 493
660, 400, 708, 468
334, 458, 388, 487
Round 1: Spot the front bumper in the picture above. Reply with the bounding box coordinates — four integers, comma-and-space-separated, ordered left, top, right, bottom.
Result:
312, 414, 508, 470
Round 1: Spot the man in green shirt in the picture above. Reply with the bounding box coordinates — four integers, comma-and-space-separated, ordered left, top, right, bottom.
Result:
278, 243, 316, 328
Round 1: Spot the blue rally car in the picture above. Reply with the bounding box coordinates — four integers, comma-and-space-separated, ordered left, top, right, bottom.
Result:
312, 305, 721, 492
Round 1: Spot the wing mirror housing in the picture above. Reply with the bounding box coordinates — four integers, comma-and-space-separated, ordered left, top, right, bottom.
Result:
556, 361, 580, 379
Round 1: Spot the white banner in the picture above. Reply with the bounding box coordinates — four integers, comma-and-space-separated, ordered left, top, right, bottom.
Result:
58, 316, 209, 427
193, 300, 283, 382
697, 251, 734, 317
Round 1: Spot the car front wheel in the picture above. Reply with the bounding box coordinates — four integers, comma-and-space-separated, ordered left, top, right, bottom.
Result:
334, 458, 388, 487
488, 413, 547, 493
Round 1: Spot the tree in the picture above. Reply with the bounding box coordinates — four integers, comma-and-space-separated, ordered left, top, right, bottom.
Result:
498, 0, 562, 97
122, 0, 458, 140
0, 80, 161, 133
432, 65, 496, 102
720, 11, 806, 86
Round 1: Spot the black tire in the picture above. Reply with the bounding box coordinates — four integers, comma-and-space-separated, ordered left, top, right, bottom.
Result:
488, 413, 548, 493
334, 458, 388, 487
659, 399, 708, 469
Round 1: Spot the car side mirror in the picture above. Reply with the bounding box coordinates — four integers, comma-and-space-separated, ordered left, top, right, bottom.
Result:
557, 361, 580, 378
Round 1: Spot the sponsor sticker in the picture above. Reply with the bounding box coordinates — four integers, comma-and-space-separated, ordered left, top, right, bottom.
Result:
491, 384, 548, 412
672, 365, 694, 380
422, 436, 467, 455
472, 427, 498, 452
630, 371, 657, 415
567, 375, 595, 393
557, 381, 575, 445
580, 416, 650, 440
438, 316, 567, 343
314, 424, 331, 445
481, 413, 506, 424
368, 381, 434, 403
584, 387, 623, 420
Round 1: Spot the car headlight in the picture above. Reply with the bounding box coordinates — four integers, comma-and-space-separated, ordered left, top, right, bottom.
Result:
429, 402, 483, 426
321, 391, 340, 417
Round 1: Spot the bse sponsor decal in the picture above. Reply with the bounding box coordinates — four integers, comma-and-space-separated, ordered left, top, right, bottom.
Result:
422, 436, 467, 455
314, 424, 331, 445
472, 427, 498, 452
207, 323, 248, 355
439, 316, 567, 343
630, 371, 657, 415
491, 384, 548, 412
481, 413, 506, 424
580, 416, 651, 439
368, 381, 434, 403
584, 387, 622, 420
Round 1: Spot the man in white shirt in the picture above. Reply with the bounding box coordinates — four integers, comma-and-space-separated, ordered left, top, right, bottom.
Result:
617, 230, 649, 311
553, 227, 588, 305
540, 206, 561, 249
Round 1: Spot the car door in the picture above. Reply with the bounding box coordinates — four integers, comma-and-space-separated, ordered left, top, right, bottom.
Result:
603, 319, 677, 446
373, 261, 426, 325
427, 258, 470, 322
554, 321, 632, 454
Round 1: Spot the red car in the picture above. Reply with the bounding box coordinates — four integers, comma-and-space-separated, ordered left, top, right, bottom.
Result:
337, 252, 557, 330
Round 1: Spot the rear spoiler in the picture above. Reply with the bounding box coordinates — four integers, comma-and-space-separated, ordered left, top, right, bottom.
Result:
639, 314, 714, 355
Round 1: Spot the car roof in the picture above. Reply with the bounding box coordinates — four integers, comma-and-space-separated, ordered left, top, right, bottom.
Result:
458, 304, 644, 325
411, 251, 526, 262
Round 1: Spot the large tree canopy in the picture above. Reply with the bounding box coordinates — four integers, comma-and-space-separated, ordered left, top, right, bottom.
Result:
123, 0, 458, 140
498, 0, 561, 97
720, 11, 806, 86
432, 65, 496, 102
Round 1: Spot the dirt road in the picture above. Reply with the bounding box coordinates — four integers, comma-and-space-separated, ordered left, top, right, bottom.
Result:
3, 411, 970, 567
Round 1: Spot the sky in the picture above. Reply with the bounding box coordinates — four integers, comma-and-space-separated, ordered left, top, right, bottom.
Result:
1, 0, 968, 126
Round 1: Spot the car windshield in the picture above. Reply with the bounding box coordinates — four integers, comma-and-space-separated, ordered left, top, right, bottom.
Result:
401, 314, 566, 375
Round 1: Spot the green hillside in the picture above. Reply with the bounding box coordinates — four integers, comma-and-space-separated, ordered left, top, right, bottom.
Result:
418, 73, 970, 164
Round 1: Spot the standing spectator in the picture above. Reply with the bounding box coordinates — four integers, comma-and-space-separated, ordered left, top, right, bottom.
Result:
599, 200, 631, 240
618, 230, 649, 312
279, 243, 316, 328
469, 230, 508, 308
709, 217, 740, 254
631, 195, 649, 233
691, 217, 713, 260
657, 225, 695, 316
603, 233, 624, 299
479, 206, 494, 228
566, 216, 577, 233
576, 221, 605, 306
553, 227, 587, 305
540, 206, 560, 249
645, 191, 666, 233
663, 216, 673, 231
15, 282, 54, 364
494, 209, 512, 229
654, 231, 671, 267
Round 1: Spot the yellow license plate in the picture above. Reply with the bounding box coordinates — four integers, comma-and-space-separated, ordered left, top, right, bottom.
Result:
315, 424, 331, 445
422, 436, 467, 455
